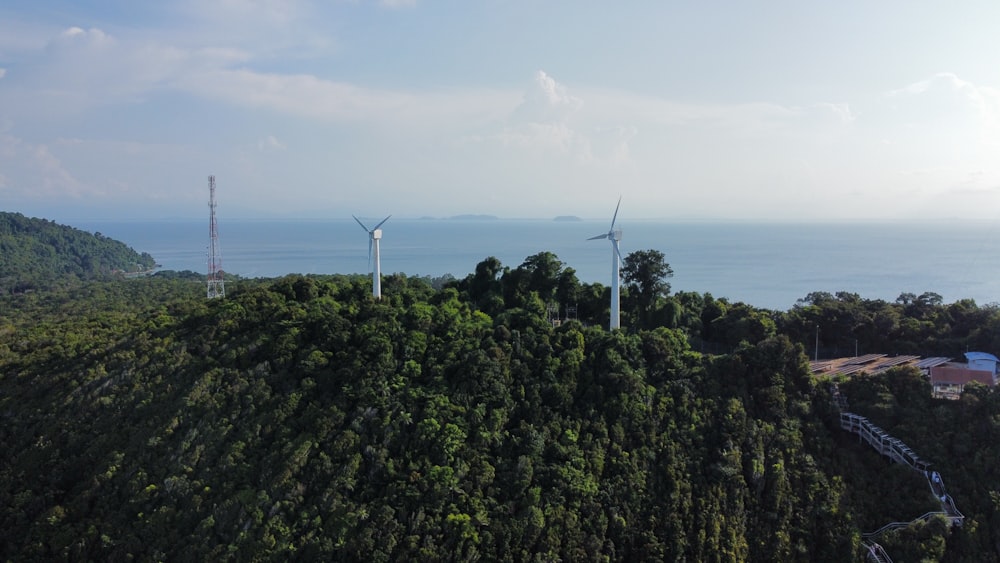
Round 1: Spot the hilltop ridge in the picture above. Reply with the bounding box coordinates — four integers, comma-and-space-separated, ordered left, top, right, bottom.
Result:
0, 211, 156, 292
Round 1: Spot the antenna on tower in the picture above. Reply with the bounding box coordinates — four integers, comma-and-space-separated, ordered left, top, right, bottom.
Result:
207, 175, 225, 299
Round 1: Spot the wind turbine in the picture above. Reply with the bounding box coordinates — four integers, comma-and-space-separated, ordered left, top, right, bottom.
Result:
588, 197, 623, 330
354, 214, 391, 299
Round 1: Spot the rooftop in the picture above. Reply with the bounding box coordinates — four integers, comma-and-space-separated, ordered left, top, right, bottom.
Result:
929, 366, 994, 387
810, 354, 951, 377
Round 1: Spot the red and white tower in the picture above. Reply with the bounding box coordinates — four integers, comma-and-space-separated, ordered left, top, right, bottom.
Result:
207, 175, 225, 299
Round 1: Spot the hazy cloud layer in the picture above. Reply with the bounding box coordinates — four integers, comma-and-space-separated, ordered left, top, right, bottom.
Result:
3, 2, 1000, 221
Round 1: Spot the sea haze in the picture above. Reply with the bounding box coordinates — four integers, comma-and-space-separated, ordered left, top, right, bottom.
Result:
76, 219, 1000, 311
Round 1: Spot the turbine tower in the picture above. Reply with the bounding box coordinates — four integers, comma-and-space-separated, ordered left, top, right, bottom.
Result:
588, 197, 622, 330
207, 175, 225, 299
354, 214, 391, 299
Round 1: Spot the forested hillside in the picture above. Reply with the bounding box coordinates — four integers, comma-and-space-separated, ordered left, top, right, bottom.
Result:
0, 212, 156, 293
2, 251, 1000, 560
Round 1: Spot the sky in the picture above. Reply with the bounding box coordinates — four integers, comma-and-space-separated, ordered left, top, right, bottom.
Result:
2, 1, 1000, 222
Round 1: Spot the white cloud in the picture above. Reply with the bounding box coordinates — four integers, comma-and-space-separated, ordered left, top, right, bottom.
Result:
0, 133, 212, 214
180, 70, 408, 120
169, 0, 330, 58
0, 134, 85, 199
483, 71, 636, 168
3, 20, 507, 127
865, 74, 1000, 192
497, 122, 579, 154
513, 70, 584, 123
257, 135, 286, 151
3, 2, 1000, 222
806, 102, 856, 123
176, 67, 516, 126
1, 26, 252, 117
62, 27, 108, 41
883, 73, 1000, 126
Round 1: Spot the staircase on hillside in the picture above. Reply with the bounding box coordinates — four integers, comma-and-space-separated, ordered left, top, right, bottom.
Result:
829, 384, 964, 561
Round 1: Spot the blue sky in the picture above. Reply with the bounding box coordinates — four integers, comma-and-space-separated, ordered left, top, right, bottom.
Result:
2, 0, 1000, 221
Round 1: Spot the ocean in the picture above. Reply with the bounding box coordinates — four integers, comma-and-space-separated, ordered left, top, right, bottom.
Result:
75, 218, 1000, 311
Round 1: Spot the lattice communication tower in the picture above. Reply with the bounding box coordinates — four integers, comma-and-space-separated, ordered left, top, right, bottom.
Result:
207, 175, 225, 299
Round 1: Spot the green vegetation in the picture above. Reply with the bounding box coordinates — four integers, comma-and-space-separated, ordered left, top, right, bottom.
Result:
0, 212, 156, 293
1, 219, 1000, 561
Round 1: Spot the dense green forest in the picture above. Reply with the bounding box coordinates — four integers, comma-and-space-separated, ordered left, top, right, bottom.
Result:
2, 220, 1000, 561
0, 212, 156, 293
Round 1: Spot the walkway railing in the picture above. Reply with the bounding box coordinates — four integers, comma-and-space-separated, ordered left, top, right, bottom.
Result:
830, 384, 964, 561
862, 511, 956, 539
839, 413, 930, 471
862, 542, 893, 563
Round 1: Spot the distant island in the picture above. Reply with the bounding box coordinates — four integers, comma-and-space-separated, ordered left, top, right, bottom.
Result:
553, 215, 583, 222
448, 214, 499, 221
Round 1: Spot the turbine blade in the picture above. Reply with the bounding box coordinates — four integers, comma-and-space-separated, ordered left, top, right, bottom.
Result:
588, 233, 609, 240
368, 237, 373, 272
353, 215, 370, 231
610, 195, 622, 230
372, 215, 391, 231
612, 238, 623, 261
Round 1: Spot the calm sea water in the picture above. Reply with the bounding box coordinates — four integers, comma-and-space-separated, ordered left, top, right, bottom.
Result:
75, 219, 1000, 311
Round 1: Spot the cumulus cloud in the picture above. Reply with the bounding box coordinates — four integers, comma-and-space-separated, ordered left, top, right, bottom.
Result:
60, 26, 109, 42
489, 72, 857, 174
497, 122, 580, 154
486, 71, 635, 167
512, 70, 584, 123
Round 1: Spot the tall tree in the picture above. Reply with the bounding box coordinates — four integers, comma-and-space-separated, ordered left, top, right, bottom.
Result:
621, 249, 673, 329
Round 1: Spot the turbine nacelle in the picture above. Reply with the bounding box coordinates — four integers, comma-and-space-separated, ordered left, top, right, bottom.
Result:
354, 215, 391, 235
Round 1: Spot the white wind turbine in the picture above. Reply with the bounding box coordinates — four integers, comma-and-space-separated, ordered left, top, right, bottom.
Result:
588, 197, 623, 330
354, 214, 391, 299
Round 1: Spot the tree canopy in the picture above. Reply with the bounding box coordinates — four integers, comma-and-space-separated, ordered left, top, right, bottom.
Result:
0, 212, 156, 293
3, 219, 1000, 561
622, 249, 674, 330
